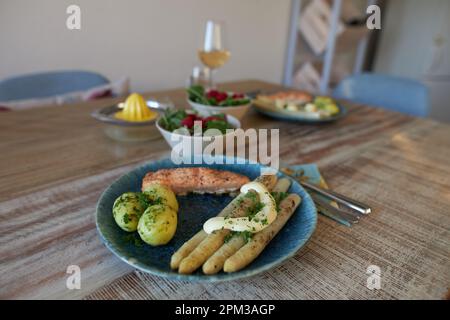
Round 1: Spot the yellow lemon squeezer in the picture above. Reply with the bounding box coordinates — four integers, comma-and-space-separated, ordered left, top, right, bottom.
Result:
115, 93, 158, 122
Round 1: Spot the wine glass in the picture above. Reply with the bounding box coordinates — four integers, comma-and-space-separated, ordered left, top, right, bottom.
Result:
198, 20, 230, 88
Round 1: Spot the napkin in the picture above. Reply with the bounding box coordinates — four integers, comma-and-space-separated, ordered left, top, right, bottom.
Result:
282, 164, 351, 227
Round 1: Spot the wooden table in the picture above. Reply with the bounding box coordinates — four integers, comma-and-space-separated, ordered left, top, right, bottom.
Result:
1, 80, 449, 300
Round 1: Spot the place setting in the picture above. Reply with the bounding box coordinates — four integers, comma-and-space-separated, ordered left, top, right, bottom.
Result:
1, 1, 449, 303
91, 21, 370, 283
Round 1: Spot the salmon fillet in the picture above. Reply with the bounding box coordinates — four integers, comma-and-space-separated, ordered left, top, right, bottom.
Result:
142, 168, 250, 195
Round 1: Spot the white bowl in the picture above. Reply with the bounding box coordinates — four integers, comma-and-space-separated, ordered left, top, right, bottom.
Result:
156, 114, 241, 153
187, 98, 251, 120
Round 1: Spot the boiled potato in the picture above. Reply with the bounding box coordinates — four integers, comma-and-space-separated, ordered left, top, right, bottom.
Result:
138, 204, 177, 246
112, 192, 147, 232
143, 183, 179, 211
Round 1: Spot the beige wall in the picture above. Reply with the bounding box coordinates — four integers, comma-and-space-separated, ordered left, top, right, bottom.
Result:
0, 0, 291, 92
374, 0, 450, 121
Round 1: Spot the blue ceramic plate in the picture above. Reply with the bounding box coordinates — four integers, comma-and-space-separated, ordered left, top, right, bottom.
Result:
253, 102, 347, 123
96, 155, 317, 282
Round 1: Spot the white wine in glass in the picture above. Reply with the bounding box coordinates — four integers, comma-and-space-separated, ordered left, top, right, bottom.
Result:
198, 50, 230, 69
198, 20, 230, 87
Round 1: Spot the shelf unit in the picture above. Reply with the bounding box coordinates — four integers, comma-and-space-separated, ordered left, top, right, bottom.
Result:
283, 0, 378, 94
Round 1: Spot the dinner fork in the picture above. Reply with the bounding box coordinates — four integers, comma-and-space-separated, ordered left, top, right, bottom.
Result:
310, 193, 360, 226
300, 180, 371, 215
281, 168, 371, 226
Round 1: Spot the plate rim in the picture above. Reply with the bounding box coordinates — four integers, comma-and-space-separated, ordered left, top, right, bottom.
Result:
95, 155, 318, 282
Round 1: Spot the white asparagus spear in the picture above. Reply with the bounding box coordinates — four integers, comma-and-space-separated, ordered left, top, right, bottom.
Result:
170, 174, 277, 270
272, 177, 291, 193
202, 178, 292, 274
177, 175, 278, 274
223, 193, 301, 273
170, 230, 206, 269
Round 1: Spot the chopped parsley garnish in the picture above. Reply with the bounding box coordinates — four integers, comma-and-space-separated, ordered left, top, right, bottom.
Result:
244, 191, 258, 203
241, 231, 253, 243
137, 192, 152, 208
246, 201, 265, 221
141, 190, 165, 207
271, 191, 289, 212
223, 232, 234, 243
224, 231, 253, 244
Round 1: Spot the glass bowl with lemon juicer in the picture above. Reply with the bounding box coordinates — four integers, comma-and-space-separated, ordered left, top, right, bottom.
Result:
91, 93, 165, 142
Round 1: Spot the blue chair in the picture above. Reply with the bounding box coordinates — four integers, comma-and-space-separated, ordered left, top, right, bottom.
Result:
0, 70, 110, 101
333, 73, 429, 117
